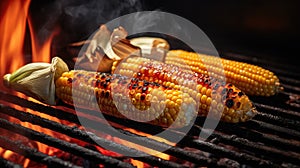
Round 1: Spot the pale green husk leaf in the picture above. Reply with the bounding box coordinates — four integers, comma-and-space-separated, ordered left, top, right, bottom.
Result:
3, 57, 69, 105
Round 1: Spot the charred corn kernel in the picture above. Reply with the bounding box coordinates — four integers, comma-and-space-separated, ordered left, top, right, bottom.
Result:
112, 56, 257, 123
166, 50, 282, 96
55, 70, 197, 128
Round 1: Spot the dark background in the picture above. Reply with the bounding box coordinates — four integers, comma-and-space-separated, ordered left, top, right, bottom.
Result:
142, 0, 300, 67
28, 0, 300, 67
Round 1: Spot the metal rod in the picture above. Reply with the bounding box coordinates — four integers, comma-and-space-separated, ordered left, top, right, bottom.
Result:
281, 84, 300, 94
0, 157, 23, 168
210, 131, 300, 165
251, 93, 300, 113
180, 138, 280, 168
0, 136, 81, 168
0, 105, 186, 168
255, 113, 300, 132
0, 117, 135, 168
182, 125, 297, 167
2, 91, 300, 138
215, 122, 300, 153
0, 91, 79, 122
1, 91, 300, 167
253, 103, 300, 121
243, 120, 300, 140
277, 76, 300, 85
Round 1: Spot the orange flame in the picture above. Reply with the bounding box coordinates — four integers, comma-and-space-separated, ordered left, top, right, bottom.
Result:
0, 0, 31, 164
109, 128, 174, 168
28, 15, 59, 63
0, 1, 173, 167
0, 0, 62, 167
128, 128, 173, 168
0, 0, 30, 89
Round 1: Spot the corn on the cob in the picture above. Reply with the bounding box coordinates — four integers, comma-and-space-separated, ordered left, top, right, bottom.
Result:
112, 56, 257, 123
55, 70, 197, 128
165, 50, 281, 96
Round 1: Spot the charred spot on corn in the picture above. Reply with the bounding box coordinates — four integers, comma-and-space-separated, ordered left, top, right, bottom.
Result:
55, 70, 197, 128
112, 56, 258, 123
238, 91, 244, 97
225, 99, 234, 108
236, 102, 241, 108
67, 78, 73, 84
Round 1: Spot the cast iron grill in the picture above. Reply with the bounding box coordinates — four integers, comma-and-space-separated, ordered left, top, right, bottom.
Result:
0, 51, 300, 168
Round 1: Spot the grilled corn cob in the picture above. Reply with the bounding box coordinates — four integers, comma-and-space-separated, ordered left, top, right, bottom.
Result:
112, 56, 257, 123
55, 70, 197, 128
166, 50, 281, 96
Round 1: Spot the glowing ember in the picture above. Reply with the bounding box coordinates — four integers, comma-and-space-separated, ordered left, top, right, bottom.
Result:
111, 128, 174, 168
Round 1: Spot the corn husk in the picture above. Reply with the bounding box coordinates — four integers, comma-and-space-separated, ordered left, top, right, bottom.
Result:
3, 57, 69, 105
74, 25, 141, 72
129, 37, 170, 61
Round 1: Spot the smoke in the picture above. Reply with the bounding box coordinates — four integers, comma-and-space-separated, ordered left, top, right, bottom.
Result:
29, 0, 214, 55
105, 10, 213, 52
61, 0, 143, 40
29, 0, 144, 45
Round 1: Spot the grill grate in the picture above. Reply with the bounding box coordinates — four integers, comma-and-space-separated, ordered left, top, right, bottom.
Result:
0, 135, 80, 168
0, 51, 300, 168
0, 157, 22, 168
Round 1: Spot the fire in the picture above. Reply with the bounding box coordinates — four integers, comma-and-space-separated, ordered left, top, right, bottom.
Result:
0, 0, 30, 164
0, 1, 173, 167
28, 16, 59, 63
0, 0, 61, 167
0, 0, 29, 89
108, 128, 174, 168
0, 0, 58, 86
128, 129, 173, 168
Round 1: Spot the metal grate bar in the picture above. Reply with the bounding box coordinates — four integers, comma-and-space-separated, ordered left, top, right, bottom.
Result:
183, 125, 300, 166
211, 133, 300, 165
70, 108, 300, 167
2, 91, 297, 165
0, 157, 23, 168
281, 84, 300, 94
0, 105, 188, 168
253, 103, 300, 121
180, 138, 280, 168
215, 123, 300, 153
193, 117, 300, 141
116, 128, 219, 167
191, 124, 300, 155
0, 91, 79, 123
2, 89, 300, 138
0, 103, 223, 167
251, 94, 300, 113
277, 76, 300, 86
1, 71, 300, 167
0, 118, 135, 168
242, 120, 300, 140
254, 113, 300, 132
0, 136, 81, 168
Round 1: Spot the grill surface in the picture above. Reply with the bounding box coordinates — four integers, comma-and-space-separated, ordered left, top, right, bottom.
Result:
0, 50, 300, 168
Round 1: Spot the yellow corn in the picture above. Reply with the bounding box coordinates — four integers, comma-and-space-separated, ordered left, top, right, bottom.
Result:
55, 70, 197, 128
166, 50, 281, 96
112, 56, 257, 123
